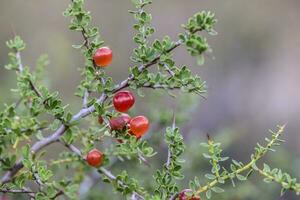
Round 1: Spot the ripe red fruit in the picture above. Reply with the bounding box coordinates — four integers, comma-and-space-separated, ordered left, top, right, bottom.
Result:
98, 116, 104, 124
120, 113, 131, 123
178, 192, 188, 200
129, 116, 149, 138
178, 191, 200, 200
109, 117, 126, 131
93, 46, 113, 67
86, 149, 104, 167
113, 91, 135, 112
109, 114, 131, 131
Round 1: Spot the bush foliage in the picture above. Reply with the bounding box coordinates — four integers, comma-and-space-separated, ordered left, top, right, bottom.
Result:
0, 0, 299, 199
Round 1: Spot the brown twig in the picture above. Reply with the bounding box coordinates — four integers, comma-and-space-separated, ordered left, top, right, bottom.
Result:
0, 187, 35, 199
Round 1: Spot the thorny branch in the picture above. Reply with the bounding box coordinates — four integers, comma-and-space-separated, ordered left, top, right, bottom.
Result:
0, 27, 192, 185
58, 140, 145, 199
0, 187, 35, 199
195, 125, 285, 195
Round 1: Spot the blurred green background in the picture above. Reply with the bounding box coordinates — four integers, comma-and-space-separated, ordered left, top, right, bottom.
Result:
0, 0, 300, 199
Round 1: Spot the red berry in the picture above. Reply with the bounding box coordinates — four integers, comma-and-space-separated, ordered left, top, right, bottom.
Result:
109, 114, 131, 131
93, 47, 112, 67
120, 113, 131, 124
178, 192, 188, 200
178, 191, 200, 200
109, 116, 126, 131
86, 149, 104, 167
129, 116, 149, 138
98, 116, 104, 124
113, 91, 135, 112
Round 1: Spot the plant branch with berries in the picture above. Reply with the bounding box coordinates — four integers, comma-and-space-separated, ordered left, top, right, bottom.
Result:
0, 0, 299, 200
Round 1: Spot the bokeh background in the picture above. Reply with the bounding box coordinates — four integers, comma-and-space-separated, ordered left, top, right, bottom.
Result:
0, 0, 300, 199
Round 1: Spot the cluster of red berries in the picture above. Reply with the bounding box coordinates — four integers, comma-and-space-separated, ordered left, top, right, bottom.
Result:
110, 91, 149, 138
86, 47, 150, 168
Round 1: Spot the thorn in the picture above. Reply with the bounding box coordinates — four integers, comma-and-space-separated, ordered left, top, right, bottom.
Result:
199, 94, 207, 100
206, 133, 210, 140
206, 133, 213, 144
172, 112, 176, 131
10, 24, 17, 37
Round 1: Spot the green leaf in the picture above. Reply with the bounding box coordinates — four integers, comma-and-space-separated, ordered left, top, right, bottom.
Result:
236, 174, 247, 181
211, 186, 224, 193
72, 44, 84, 49
205, 173, 216, 180
206, 190, 212, 199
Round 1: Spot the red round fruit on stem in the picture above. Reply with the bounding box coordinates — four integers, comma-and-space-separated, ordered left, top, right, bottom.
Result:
129, 116, 149, 138
113, 91, 135, 112
93, 46, 113, 67
98, 116, 104, 125
109, 116, 126, 131
178, 192, 188, 200
120, 113, 131, 124
86, 149, 104, 167
178, 191, 200, 200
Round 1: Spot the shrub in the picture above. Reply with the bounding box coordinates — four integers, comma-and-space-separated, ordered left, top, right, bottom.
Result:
0, 0, 299, 199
